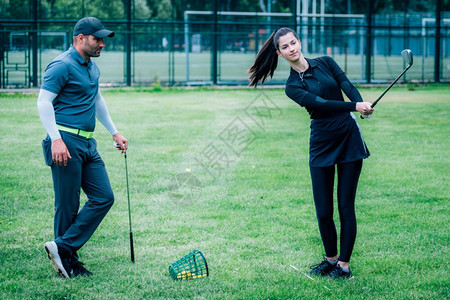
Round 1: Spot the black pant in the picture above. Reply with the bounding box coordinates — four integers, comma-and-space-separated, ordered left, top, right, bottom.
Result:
309, 159, 363, 262
42, 132, 114, 256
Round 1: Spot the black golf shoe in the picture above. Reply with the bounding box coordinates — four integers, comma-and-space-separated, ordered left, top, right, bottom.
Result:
327, 265, 354, 279
71, 260, 92, 277
309, 259, 337, 276
44, 241, 73, 278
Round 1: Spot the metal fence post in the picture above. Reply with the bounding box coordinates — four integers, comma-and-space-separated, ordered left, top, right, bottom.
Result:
365, 0, 373, 83
211, 0, 218, 85
184, 11, 189, 83
435, 0, 441, 82
125, 0, 132, 86
0, 25, 3, 88
31, 0, 38, 87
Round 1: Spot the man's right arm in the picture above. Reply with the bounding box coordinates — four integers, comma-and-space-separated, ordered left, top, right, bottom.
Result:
37, 89, 60, 140
37, 89, 71, 166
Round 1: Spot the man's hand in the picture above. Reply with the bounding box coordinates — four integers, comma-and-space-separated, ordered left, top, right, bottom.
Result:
51, 139, 72, 166
113, 133, 128, 153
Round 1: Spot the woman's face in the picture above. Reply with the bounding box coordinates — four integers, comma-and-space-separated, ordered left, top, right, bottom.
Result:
276, 32, 301, 62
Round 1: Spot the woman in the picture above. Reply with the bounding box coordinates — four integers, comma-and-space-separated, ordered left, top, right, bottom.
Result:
248, 27, 374, 279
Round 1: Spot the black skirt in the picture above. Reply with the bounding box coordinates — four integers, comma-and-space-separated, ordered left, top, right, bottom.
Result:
309, 112, 370, 167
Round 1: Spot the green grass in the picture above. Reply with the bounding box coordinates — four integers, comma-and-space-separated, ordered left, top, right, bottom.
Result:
0, 85, 449, 299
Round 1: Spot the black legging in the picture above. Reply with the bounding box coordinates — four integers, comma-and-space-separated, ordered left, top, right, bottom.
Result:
309, 159, 363, 262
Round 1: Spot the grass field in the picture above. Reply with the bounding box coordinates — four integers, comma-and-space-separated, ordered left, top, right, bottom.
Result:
0, 85, 449, 299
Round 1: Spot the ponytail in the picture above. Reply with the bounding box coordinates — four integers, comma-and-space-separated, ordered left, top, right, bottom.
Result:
247, 30, 279, 87
247, 27, 298, 87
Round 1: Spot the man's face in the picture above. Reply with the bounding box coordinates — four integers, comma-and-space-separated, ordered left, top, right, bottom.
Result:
81, 35, 105, 58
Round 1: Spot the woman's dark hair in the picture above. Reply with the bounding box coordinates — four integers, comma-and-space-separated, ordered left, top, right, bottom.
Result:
247, 27, 298, 87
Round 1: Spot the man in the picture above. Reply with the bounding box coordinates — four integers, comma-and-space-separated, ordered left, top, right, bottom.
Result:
37, 17, 128, 278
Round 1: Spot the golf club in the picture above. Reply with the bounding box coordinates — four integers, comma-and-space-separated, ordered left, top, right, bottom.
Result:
361, 49, 414, 119
114, 142, 135, 262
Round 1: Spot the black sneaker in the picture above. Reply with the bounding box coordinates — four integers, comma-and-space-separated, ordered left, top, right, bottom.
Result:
44, 241, 73, 278
309, 259, 337, 276
71, 260, 92, 277
327, 265, 354, 279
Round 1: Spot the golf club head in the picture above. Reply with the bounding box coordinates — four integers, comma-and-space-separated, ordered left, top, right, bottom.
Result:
401, 49, 413, 66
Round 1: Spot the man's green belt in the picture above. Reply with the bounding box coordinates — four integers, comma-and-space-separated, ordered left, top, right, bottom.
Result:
57, 125, 94, 139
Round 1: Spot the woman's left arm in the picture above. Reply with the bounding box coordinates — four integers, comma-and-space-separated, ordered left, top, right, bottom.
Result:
325, 56, 364, 103
335, 70, 374, 115
336, 72, 364, 103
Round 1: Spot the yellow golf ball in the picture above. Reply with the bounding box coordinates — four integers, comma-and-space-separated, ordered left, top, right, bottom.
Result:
177, 270, 193, 279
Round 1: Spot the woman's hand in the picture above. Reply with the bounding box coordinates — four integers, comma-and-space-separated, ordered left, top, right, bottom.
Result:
356, 102, 374, 115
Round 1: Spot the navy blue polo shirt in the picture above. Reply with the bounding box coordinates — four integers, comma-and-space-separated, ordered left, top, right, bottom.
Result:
41, 45, 100, 132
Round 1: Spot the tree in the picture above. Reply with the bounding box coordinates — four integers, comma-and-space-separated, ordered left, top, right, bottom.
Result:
1, 0, 445, 20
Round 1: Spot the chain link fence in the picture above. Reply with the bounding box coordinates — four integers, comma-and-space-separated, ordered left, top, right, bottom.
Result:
1, 3, 449, 87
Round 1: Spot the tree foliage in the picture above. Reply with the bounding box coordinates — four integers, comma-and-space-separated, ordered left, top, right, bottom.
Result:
1, 0, 445, 20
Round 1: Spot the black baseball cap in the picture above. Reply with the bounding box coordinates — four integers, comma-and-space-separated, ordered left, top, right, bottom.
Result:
73, 17, 114, 38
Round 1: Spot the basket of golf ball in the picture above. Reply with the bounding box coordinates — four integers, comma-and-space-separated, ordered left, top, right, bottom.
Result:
169, 249, 209, 280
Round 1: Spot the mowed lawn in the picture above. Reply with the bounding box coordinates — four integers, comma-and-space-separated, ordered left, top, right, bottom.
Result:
0, 85, 448, 299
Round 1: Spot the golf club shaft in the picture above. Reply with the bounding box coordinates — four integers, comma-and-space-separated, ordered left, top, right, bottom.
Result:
360, 63, 412, 119
124, 151, 135, 262
130, 232, 135, 262
371, 64, 412, 108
